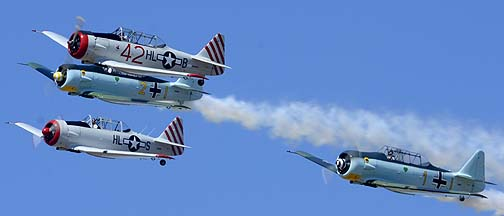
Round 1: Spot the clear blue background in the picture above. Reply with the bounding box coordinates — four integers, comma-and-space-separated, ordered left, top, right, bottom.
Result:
1, 1, 502, 215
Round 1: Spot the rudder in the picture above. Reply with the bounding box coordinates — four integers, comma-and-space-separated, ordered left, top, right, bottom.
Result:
158, 116, 185, 156
196, 33, 226, 75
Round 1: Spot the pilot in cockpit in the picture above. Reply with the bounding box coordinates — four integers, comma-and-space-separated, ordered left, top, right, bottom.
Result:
92, 118, 101, 129
387, 150, 396, 160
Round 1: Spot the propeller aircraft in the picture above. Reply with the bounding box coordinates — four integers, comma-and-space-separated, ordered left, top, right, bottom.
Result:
34, 26, 230, 77
21, 62, 207, 110
288, 146, 495, 201
9, 115, 189, 166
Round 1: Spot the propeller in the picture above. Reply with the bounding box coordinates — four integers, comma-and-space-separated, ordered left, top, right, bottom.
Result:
321, 168, 334, 185
32, 134, 42, 149
66, 16, 86, 64
32, 115, 64, 148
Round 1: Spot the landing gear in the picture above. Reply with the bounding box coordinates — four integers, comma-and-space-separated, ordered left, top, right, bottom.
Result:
459, 196, 465, 202
160, 159, 166, 166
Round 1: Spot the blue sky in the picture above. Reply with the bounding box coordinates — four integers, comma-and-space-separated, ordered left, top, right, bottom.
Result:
1, 1, 503, 215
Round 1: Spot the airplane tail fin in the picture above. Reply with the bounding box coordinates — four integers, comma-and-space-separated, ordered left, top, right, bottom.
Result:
157, 116, 185, 156
195, 33, 227, 75
173, 77, 208, 95
457, 150, 485, 182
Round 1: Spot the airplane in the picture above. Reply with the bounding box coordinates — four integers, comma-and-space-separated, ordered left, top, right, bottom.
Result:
34, 26, 230, 77
8, 115, 189, 166
20, 62, 207, 110
288, 146, 495, 201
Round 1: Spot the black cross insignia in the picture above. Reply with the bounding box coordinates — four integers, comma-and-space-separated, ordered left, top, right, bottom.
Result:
149, 82, 161, 98
432, 171, 447, 189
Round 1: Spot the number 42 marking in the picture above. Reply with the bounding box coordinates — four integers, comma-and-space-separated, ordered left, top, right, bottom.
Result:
121, 44, 145, 64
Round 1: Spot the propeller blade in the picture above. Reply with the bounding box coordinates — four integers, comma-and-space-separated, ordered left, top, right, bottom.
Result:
321, 168, 334, 185
33, 30, 68, 48
70, 16, 86, 45
75, 16, 85, 31
32, 135, 42, 149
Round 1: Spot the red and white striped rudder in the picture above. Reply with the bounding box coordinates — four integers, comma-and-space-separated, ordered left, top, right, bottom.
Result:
196, 33, 226, 75
158, 116, 185, 156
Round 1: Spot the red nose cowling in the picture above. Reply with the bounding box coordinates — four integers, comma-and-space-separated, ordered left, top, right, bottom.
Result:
67, 31, 89, 59
42, 120, 60, 146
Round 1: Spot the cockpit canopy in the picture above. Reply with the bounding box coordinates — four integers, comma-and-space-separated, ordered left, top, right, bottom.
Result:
82, 115, 131, 132
379, 146, 424, 166
111, 27, 166, 48
342, 145, 449, 172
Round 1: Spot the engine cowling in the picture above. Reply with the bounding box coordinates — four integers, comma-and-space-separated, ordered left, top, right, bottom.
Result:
336, 152, 351, 175
42, 120, 61, 146
68, 31, 89, 59
53, 68, 81, 93
41, 120, 69, 147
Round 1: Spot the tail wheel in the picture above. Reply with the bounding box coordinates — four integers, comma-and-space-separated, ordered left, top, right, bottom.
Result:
459, 196, 465, 202
160, 159, 166, 166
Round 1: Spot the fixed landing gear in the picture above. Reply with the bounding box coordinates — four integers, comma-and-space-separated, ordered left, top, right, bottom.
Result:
160, 159, 166, 166
459, 196, 465, 202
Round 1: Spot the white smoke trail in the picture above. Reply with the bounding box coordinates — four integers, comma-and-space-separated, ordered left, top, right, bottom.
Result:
192, 95, 504, 215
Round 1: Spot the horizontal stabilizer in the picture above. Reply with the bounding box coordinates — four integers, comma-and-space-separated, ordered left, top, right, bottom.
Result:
485, 181, 497, 185
154, 138, 191, 149
192, 55, 231, 69
171, 83, 209, 94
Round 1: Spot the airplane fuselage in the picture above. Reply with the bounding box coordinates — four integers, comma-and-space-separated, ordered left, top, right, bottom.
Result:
55, 65, 203, 108
51, 120, 182, 158
74, 33, 215, 76
340, 154, 485, 195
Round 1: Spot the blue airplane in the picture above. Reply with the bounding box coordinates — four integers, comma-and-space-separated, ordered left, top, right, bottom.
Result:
21, 62, 209, 110
288, 146, 495, 201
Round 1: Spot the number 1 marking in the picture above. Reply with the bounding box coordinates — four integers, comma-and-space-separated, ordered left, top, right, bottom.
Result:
422, 171, 428, 185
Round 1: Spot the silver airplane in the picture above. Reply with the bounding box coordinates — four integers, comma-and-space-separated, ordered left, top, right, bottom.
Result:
34, 26, 230, 77
288, 146, 495, 201
9, 115, 189, 166
21, 62, 207, 110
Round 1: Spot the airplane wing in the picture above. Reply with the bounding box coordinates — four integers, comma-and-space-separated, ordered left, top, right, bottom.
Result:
287, 150, 339, 174
72, 146, 174, 159
101, 60, 206, 79
19, 62, 54, 80
371, 180, 488, 199
87, 92, 188, 108
8, 122, 43, 138
33, 30, 68, 48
